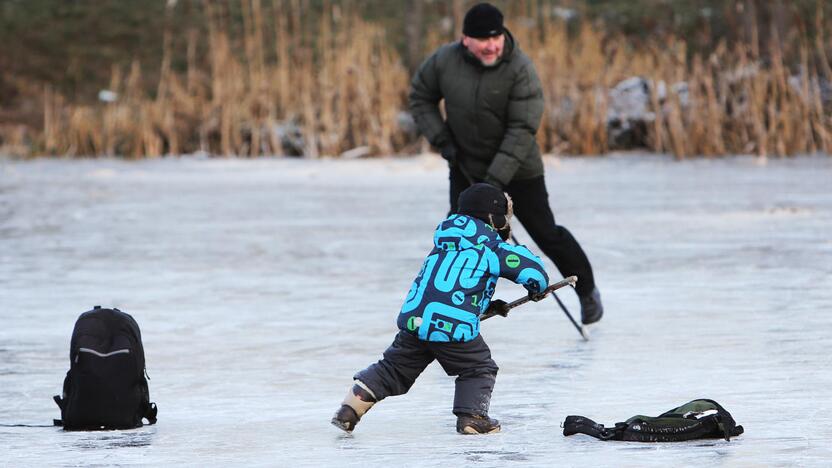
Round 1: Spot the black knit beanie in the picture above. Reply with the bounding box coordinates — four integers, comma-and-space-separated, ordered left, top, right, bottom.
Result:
462, 3, 504, 38
458, 183, 507, 219
458, 183, 513, 239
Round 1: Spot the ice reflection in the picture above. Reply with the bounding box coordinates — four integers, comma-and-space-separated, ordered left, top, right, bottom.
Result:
69, 429, 155, 450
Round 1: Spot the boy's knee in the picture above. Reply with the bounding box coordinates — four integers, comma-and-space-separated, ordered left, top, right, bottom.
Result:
354, 362, 418, 399
353, 369, 384, 399
481, 358, 499, 376
458, 363, 498, 380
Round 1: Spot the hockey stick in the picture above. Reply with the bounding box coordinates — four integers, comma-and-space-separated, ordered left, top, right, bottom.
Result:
454, 163, 588, 340
481, 276, 577, 321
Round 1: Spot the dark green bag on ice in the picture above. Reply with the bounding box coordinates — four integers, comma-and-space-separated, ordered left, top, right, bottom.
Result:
563, 399, 744, 442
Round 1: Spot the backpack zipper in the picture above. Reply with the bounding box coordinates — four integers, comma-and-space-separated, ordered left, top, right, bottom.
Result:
683, 409, 718, 419
75, 347, 130, 362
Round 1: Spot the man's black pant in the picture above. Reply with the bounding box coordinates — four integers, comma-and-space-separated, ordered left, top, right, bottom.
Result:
354, 330, 498, 417
449, 166, 596, 297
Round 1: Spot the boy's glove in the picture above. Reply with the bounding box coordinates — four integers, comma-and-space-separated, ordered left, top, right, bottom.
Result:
486, 299, 510, 317
528, 290, 548, 302
440, 143, 458, 165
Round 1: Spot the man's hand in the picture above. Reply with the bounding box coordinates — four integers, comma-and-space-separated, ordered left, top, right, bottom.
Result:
440, 143, 458, 166
486, 299, 510, 317
483, 174, 503, 190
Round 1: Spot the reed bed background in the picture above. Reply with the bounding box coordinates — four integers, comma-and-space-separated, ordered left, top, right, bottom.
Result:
41, 1, 411, 158
519, 6, 832, 158
8, 0, 832, 158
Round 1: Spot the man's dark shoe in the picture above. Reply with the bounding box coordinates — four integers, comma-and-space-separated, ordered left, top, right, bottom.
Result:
579, 287, 604, 325
456, 414, 501, 434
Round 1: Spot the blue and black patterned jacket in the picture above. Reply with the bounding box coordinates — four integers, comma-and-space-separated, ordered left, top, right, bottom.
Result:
397, 214, 549, 342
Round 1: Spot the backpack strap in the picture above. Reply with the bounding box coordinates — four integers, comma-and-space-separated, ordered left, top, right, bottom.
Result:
53, 395, 65, 426
562, 416, 624, 440
144, 402, 158, 425
699, 399, 742, 441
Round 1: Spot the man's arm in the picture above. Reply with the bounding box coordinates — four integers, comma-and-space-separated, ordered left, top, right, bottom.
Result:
408, 52, 452, 149
484, 62, 545, 187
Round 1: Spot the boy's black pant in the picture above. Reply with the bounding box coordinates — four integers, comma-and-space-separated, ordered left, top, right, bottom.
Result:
449, 167, 596, 297
355, 330, 498, 417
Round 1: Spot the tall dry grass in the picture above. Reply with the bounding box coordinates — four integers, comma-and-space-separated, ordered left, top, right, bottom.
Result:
516, 1, 832, 158
33, 1, 832, 158
41, 0, 409, 158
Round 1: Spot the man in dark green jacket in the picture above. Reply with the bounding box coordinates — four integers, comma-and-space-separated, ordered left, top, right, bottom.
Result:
409, 2, 603, 324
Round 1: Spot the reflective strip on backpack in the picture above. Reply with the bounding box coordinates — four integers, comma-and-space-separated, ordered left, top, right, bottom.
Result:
76, 347, 131, 361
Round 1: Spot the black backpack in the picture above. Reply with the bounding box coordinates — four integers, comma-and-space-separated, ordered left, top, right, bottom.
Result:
563, 399, 743, 442
54, 306, 158, 430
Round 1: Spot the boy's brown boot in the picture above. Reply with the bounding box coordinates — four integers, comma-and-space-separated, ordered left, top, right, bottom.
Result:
456, 413, 501, 434
331, 381, 376, 433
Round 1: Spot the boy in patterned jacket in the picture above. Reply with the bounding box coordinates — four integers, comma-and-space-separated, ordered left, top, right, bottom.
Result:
331, 183, 550, 435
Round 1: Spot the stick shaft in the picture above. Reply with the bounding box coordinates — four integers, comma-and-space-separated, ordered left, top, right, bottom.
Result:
481, 276, 577, 321
552, 293, 589, 340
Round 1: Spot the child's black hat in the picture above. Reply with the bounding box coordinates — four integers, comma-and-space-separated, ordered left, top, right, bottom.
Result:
458, 183, 513, 240
458, 183, 508, 218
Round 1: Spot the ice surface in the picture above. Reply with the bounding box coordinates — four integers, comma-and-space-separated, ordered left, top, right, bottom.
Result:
1, 154, 831, 467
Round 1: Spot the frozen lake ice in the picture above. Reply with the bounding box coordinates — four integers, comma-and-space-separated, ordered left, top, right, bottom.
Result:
1, 154, 831, 466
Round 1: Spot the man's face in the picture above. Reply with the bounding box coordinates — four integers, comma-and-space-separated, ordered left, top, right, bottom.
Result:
462, 34, 505, 66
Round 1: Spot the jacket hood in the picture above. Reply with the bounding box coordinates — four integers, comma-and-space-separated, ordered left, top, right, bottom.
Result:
433, 214, 499, 252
